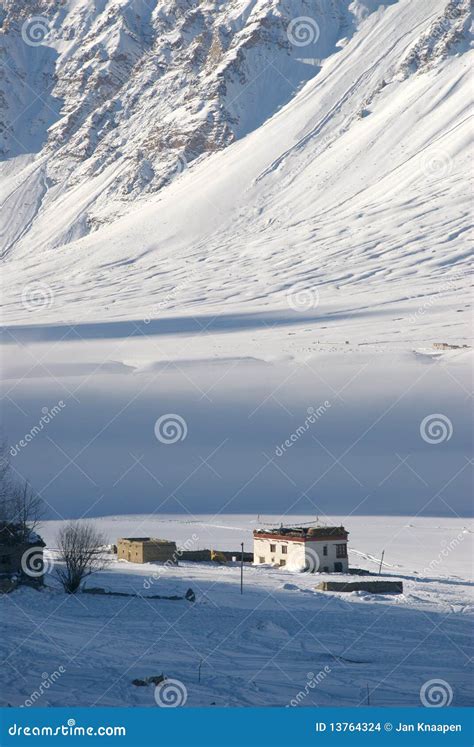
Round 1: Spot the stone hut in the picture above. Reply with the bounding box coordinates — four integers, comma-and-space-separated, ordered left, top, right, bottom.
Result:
117, 537, 177, 564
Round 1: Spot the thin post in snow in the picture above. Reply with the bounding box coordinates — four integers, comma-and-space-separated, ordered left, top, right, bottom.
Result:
378, 550, 385, 575
240, 542, 244, 595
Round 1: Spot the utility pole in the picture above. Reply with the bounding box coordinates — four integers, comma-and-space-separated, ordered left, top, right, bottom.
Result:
378, 550, 385, 575
240, 542, 244, 594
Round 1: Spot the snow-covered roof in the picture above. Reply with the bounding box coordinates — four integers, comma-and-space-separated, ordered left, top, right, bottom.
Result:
0, 523, 45, 547
254, 526, 348, 541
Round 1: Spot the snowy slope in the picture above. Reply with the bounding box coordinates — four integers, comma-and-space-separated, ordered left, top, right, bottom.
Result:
1, 0, 472, 523
1, 0, 472, 334
1, 0, 353, 252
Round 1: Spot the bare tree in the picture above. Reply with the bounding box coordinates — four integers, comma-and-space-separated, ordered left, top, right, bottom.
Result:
0, 440, 12, 520
56, 521, 109, 593
0, 441, 44, 536
11, 480, 44, 540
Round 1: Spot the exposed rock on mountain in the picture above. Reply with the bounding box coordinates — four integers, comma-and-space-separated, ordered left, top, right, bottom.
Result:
1, 0, 472, 329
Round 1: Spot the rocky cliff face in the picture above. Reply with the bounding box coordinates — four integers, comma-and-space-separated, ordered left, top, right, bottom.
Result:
1, 0, 355, 247
1, 0, 471, 328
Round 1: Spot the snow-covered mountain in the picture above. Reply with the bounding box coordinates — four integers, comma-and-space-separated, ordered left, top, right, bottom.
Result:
1, 0, 472, 332
1, 0, 354, 248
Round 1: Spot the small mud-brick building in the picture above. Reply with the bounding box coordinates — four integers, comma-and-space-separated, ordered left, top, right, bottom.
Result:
0, 521, 46, 588
253, 525, 349, 573
117, 537, 177, 564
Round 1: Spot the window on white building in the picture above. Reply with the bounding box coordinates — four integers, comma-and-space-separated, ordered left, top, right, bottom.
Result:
336, 544, 347, 558
270, 544, 276, 552
259, 557, 265, 564
280, 559, 286, 567
281, 545, 287, 554
323, 545, 328, 556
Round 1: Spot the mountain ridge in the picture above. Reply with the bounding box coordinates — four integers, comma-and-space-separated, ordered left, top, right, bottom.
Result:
1, 0, 472, 334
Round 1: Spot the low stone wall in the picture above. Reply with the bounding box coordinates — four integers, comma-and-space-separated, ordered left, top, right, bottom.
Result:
179, 549, 253, 562
221, 550, 253, 562
316, 580, 403, 594
180, 549, 212, 562
83, 587, 195, 602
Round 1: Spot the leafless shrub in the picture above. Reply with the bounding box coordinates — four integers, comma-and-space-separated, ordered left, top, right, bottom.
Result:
10, 480, 44, 540
56, 521, 109, 594
0, 440, 44, 536
0, 440, 13, 513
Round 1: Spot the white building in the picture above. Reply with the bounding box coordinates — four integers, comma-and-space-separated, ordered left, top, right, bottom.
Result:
253, 525, 349, 573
